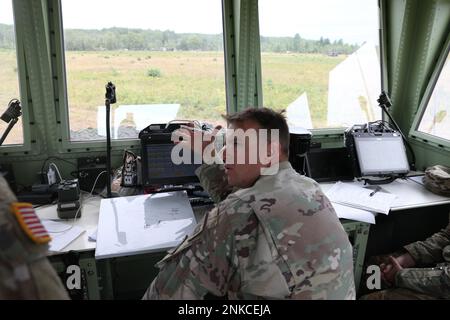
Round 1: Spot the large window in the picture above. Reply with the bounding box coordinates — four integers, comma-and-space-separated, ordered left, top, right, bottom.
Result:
258, 0, 381, 130
61, 0, 226, 142
416, 49, 450, 141
0, 0, 23, 145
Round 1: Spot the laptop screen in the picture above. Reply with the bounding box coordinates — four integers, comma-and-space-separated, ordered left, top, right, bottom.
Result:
142, 143, 200, 186
353, 133, 409, 176
306, 147, 354, 182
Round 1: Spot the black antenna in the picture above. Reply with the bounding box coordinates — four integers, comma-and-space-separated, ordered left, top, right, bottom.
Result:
105, 82, 116, 198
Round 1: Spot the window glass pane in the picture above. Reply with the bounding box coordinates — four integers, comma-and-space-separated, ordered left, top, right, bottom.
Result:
259, 0, 381, 129
61, 0, 226, 141
0, 0, 23, 145
417, 52, 450, 140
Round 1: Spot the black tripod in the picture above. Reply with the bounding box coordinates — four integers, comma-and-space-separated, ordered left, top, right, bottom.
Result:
105, 82, 116, 198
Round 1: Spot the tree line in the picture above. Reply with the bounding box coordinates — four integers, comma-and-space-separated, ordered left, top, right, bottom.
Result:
0, 24, 358, 54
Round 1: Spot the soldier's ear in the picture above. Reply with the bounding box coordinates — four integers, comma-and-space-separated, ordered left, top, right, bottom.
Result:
260, 141, 280, 167
268, 141, 281, 159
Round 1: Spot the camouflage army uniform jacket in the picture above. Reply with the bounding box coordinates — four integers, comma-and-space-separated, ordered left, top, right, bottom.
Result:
143, 161, 355, 299
404, 219, 450, 265
395, 219, 450, 298
0, 176, 68, 299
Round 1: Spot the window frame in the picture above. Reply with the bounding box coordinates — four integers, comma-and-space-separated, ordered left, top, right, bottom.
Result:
409, 33, 450, 151
51, 0, 232, 153
257, 0, 384, 134
50, 0, 385, 153
51, 0, 142, 152
0, 1, 32, 153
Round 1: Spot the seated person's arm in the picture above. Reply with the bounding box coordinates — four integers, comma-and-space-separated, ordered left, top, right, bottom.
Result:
142, 211, 237, 299
175, 124, 234, 203
379, 223, 450, 285
403, 221, 450, 266
196, 164, 234, 203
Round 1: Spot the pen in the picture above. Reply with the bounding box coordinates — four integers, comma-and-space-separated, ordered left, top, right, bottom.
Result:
369, 186, 381, 197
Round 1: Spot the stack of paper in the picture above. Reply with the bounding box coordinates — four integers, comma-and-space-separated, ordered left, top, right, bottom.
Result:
42, 220, 85, 252
95, 191, 197, 259
326, 181, 397, 215
332, 203, 376, 224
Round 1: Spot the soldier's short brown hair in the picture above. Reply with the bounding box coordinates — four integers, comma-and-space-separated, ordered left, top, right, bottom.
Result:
223, 107, 290, 155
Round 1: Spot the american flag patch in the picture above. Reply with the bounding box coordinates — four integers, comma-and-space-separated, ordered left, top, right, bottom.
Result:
10, 202, 51, 244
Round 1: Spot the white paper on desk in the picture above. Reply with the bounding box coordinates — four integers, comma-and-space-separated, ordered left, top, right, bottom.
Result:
407, 175, 425, 185
95, 191, 197, 259
332, 203, 376, 224
326, 181, 397, 215
42, 220, 85, 252
88, 228, 97, 242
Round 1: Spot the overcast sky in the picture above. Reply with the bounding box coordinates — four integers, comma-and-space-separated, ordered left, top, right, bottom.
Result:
0, 0, 379, 44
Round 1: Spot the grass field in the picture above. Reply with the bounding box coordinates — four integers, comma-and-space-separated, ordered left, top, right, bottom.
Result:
261, 52, 344, 127
0, 50, 345, 142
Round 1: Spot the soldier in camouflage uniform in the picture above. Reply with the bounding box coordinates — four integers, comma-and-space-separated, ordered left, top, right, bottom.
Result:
361, 215, 450, 300
361, 166, 450, 300
0, 175, 68, 299
143, 108, 355, 299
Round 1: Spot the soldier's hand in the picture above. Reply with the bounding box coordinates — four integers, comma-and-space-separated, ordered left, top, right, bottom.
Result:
173, 124, 224, 163
395, 252, 416, 268
380, 256, 403, 285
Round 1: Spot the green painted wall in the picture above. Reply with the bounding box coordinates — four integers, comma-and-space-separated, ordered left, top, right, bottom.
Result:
383, 0, 450, 169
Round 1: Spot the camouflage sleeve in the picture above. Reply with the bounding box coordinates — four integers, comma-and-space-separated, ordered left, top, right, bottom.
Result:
395, 266, 450, 299
404, 221, 450, 265
195, 164, 235, 203
142, 208, 237, 299
0, 176, 69, 300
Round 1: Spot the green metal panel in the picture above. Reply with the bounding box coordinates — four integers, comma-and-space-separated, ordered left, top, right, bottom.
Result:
409, 33, 450, 152
236, 0, 260, 111
223, 0, 238, 114
342, 220, 371, 294
223, 0, 262, 112
379, 0, 389, 93
0, 0, 33, 154
19, 0, 58, 154
410, 140, 450, 171
310, 130, 346, 149
253, 1, 263, 108
384, 0, 408, 107
49, 251, 101, 300
382, 0, 450, 170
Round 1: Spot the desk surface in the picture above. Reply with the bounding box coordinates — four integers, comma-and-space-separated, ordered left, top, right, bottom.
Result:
36, 197, 100, 253
37, 177, 450, 254
320, 177, 450, 211
36, 195, 209, 255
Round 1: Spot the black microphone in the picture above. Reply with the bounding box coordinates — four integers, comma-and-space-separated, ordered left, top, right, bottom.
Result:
0, 99, 22, 146
105, 81, 116, 104
1, 99, 22, 123
377, 91, 392, 109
